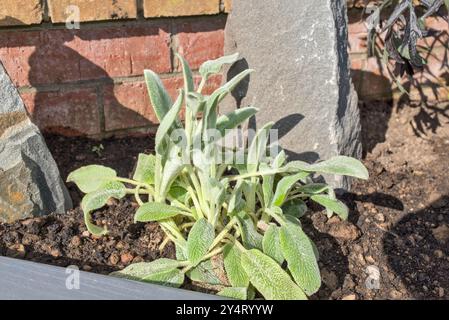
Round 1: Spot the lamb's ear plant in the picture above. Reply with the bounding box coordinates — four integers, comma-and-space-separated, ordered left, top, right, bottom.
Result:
67, 53, 369, 300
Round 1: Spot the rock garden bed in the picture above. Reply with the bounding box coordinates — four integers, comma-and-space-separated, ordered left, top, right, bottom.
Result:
1, 99, 447, 300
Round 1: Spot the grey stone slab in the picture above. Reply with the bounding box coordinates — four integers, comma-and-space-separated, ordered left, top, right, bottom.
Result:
0, 62, 72, 223
222, 0, 362, 189
0, 257, 218, 300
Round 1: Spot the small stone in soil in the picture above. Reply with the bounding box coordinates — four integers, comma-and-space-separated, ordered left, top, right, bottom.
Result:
109, 253, 120, 265
365, 255, 375, 264
341, 294, 356, 300
50, 249, 61, 257
321, 269, 339, 291
374, 213, 385, 222
120, 253, 134, 264
432, 224, 449, 244
71, 236, 81, 247
434, 250, 444, 259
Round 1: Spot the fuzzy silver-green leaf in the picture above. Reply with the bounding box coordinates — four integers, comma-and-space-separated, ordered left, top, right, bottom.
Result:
279, 222, 321, 295
67, 165, 117, 193
241, 249, 307, 300
187, 219, 215, 266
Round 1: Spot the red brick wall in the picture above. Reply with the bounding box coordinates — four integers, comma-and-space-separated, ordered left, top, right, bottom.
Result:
0, 0, 228, 137
0, 0, 447, 137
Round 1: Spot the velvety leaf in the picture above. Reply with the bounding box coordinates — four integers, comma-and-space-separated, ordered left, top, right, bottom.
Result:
155, 92, 183, 154
247, 122, 273, 173
168, 186, 188, 203
134, 202, 186, 222
228, 180, 244, 214
81, 181, 126, 235
67, 165, 117, 193
176, 53, 194, 93
297, 183, 329, 195
216, 107, 258, 137
199, 53, 239, 79
307, 156, 369, 180
144, 269, 185, 288
187, 219, 215, 266
159, 146, 185, 198
282, 199, 307, 219
218, 287, 248, 300
186, 92, 206, 116
262, 225, 284, 264
132, 153, 155, 184
311, 194, 349, 220
262, 151, 286, 206
223, 244, 249, 288
271, 172, 310, 207
187, 259, 224, 286
144, 69, 173, 121
279, 222, 321, 295
111, 259, 184, 287
241, 249, 307, 300
213, 69, 254, 105
237, 212, 263, 250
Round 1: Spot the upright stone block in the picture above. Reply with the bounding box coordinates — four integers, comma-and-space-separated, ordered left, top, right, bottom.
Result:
0, 62, 72, 223
222, 0, 362, 189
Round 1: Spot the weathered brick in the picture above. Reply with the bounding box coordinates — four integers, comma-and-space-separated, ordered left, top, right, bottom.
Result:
348, 32, 367, 54
48, 0, 137, 23
417, 46, 449, 82
0, 0, 43, 26
223, 0, 233, 13
21, 87, 101, 136
0, 23, 171, 87
104, 74, 223, 131
144, 0, 220, 18
175, 17, 226, 70
104, 77, 182, 131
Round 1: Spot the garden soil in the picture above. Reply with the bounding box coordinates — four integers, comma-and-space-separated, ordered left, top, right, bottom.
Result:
0, 101, 448, 300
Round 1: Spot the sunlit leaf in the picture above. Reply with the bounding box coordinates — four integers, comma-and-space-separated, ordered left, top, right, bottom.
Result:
241, 249, 307, 300
187, 219, 215, 266
134, 202, 187, 222
81, 181, 126, 235
67, 165, 116, 193
280, 222, 321, 295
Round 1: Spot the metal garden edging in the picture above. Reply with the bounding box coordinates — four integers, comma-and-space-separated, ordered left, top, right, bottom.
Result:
0, 256, 219, 300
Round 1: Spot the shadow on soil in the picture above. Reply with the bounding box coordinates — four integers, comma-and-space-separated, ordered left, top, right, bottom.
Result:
384, 196, 449, 299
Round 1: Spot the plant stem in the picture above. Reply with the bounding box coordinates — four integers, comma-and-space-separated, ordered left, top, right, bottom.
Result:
209, 217, 238, 251
134, 186, 144, 206
159, 236, 170, 251
227, 169, 282, 182
182, 246, 224, 274
197, 77, 207, 93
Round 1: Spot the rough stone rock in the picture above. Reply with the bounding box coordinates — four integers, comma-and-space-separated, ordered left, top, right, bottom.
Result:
432, 224, 449, 244
222, 0, 362, 189
0, 62, 72, 223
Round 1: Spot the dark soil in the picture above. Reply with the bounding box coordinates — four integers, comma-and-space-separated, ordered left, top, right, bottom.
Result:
44, 134, 156, 206
0, 199, 175, 274
0, 100, 448, 300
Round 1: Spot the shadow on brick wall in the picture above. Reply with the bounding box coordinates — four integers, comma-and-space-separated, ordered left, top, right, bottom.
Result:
0, 17, 169, 136
351, 69, 393, 156
395, 29, 449, 137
